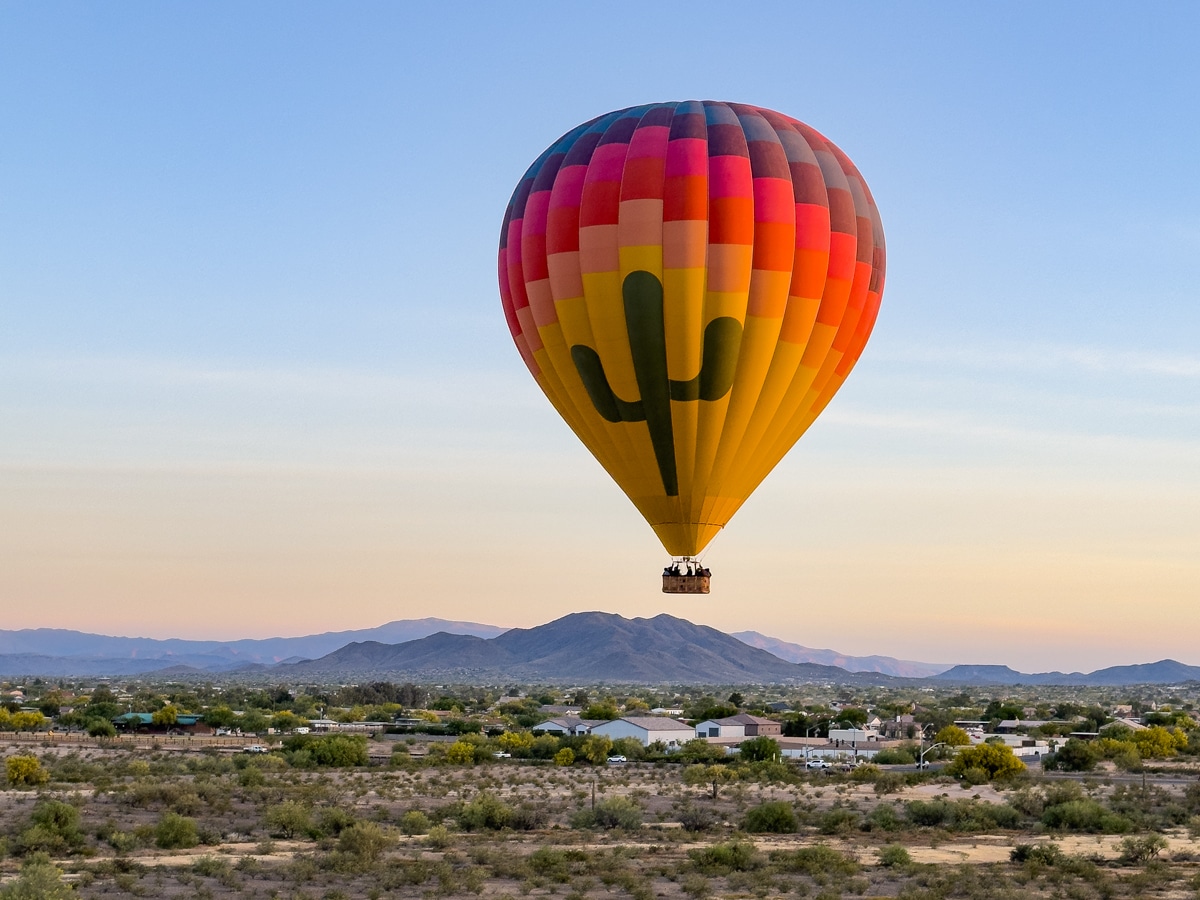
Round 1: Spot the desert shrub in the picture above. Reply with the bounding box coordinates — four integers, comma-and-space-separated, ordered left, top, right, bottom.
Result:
554, 748, 575, 766
445, 741, 476, 765
1042, 799, 1131, 833
960, 766, 990, 786
317, 807, 356, 837
399, 810, 431, 835
1117, 834, 1168, 865
689, 841, 760, 874
336, 821, 393, 863
528, 847, 571, 882
582, 796, 642, 830
906, 799, 951, 827
507, 804, 548, 830
818, 807, 859, 835
265, 801, 312, 839
424, 824, 451, 849
0, 853, 74, 900
5, 756, 49, 788
459, 792, 512, 831
876, 844, 911, 868
775, 844, 858, 876
1011, 843, 1064, 865
191, 856, 232, 878
863, 803, 904, 832
155, 812, 199, 849
19, 800, 84, 855
743, 800, 797, 833
873, 771, 908, 794
676, 804, 717, 832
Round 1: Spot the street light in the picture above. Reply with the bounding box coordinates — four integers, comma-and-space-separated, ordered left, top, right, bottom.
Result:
919, 742, 945, 770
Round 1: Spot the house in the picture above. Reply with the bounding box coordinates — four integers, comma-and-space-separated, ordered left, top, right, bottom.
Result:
695, 714, 782, 739
112, 713, 208, 734
827, 726, 879, 744
590, 717, 694, 748
996, 719, 1047, 734
534, 717, 602, 736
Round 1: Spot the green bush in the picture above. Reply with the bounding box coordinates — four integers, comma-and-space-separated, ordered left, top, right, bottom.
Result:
775, 844, 859, 876
459, 792, 512, 831
577, 796, 642, 830
876, 844, 911, 868
265, 801, 312, 839
689, 841, 760, 874
0, 853, 74, 900
1041, 799, 1131, 833
281, 734, 369, 767
742, 800, 797, 833
864, 803, 904, 832
154, 812, 199, 849
873, 746, 918, 765
399, 810, 431, 835
336, 821, 393, 863
20, 801, 84, 855
818, 807, 860, 834
1010, 843, 1064, 865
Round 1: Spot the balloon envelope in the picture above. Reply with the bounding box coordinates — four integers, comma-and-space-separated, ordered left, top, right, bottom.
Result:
499, 101, 885, 557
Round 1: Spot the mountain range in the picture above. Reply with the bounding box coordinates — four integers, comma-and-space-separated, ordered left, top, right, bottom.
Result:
278, 612, 897, 684
931, 660, 1200, 686
0, 618, 507, 676
732, 631, 950, 677
0, 614, 1196, 685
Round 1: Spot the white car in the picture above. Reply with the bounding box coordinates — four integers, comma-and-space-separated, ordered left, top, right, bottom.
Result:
606, 755, 627, 764
492, 751, 511, 759
243, 745, 268, 754
805, 759, 831, 769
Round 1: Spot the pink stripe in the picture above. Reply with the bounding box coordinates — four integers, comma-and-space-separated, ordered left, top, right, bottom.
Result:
708, 156, 752, 198
586, 143, 628, 182
664, 138, 707, 177
522, 191, 550, 236
548, 165, 587, 209
626, 124, 670, 158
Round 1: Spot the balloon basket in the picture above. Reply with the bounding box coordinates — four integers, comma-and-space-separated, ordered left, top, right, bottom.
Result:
662, 573, 710, 594
662, 561, 710, 594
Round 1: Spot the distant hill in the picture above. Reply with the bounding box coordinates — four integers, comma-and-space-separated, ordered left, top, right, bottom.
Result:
282, 612, 902, 684
933, 659, 1200, 686
732, 631, 950, 678
0, 618, 509, 677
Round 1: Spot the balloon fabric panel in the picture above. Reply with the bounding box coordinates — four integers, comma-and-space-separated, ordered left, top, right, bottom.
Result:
499, 101, 885, 558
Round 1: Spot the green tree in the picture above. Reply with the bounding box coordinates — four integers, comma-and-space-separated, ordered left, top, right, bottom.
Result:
579, 734, 614, 764
1046, 737, 1100, 772
1133, 725, 1184, 759
87, 719, 117, 738
10, 711, 46, 732
554, 747, 575, 766
265, 801, 312, 839
680, 738, 728, 762
336, 821, 393, 862
739, 736, 780, 762
582, 702, 620, 721
151, 705, 179, 727
203, 706, 237, 730
684, 764, 735, 799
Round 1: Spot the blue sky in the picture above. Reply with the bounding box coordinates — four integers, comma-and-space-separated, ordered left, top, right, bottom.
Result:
2, 3, 1197, 671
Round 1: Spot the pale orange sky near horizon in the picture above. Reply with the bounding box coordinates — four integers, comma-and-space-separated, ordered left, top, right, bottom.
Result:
2, 6, 1198, 675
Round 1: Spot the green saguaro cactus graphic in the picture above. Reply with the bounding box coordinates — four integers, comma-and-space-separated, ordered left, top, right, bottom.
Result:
570, 270, 743, 497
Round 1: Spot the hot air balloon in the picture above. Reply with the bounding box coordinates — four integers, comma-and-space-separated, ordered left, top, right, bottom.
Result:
498, 101, 885, 593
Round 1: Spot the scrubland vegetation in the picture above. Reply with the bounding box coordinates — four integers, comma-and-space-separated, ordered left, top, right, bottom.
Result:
1, 677, 1199, 898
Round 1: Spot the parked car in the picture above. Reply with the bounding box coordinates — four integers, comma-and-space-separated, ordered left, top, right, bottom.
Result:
606, 755, 627, 764
493, 751, 511, 759
243, 745, 268, 754
805, 758, 831, 769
